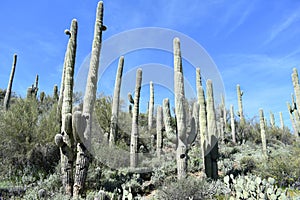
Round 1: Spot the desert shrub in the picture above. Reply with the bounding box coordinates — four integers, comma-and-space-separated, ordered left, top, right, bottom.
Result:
157, 176, 227, 200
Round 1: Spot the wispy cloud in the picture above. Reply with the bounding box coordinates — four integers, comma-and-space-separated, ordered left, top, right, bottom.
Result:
263, 10, 300, 45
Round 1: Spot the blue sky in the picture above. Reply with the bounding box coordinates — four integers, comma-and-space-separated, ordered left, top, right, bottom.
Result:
1, 0, 300, 131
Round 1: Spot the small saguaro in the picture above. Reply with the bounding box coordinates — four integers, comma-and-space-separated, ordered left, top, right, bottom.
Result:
236, 84, 245, 125
259, 109, 267, 157
230, 105, 236, 144
3, 54, 17, 110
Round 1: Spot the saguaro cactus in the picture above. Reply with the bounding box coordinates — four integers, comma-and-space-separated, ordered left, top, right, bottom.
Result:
287, 102, 299, 137
205, 80, 219, 179
26, 75, 39, 99
237, 84, 245, 125
72, 1, 106, 197
3, 54, 17, 110
196, 68, 207, 172
156, 105, 163, 157
173, 37, 188, 179
279, 112, 284, 130
53, 85, 59, 101
54, 18, 77, 196
230, 105, 236, 144
128, 68, 142, 168
259, 109, 267, 157
109, 56, 124, 146
148, 81, 154, 131
269, 111, 275, 128
221, 94, 227, 130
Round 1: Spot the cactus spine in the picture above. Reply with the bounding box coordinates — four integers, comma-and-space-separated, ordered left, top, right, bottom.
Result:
259, 109, 267, 157
279, 112, 284, 130
237, 84, 245, 125
54, 18, 77, 195
129, 68, 142, 168
109, 56, 124, 146
3, 54, 17, 110
148, 81, 154, 131
156, 105, 163, 157
230, 105, 236, 144
173, 38, 188, 179
73, 1, 105, 196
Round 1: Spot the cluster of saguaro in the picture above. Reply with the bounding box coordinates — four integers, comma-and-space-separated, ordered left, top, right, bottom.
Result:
26, 75, 39, 99
128, 69, 142, 168
196, 68, 219, 179
54, 1, 106, 197
259, 109, 267, 157
3, 54, 17, 110
109, 56, 124, 146
236, 84, 245, 125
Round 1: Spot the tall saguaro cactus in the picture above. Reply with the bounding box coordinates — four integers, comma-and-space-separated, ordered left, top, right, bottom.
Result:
72, 1, 106, 197
173, 37, 188, 179
156, 105, 163, 157
237, 84, 245, 125
269, 111, 275, 128
287, 102, 299, 137
3, 54, 17, 110
128, 69, 142, 168
205, 80, 219, 179
109, 56, 124, 146
259, 109, 267, 157
54, 18, 78, 196
148, 81, 154, 131
230, 105, 236, 144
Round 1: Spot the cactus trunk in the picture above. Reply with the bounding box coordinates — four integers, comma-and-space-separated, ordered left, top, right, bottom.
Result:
148, 81, 154, 131
73, 1, 105, 196
279, 112, 284, 130
230, 105, 236, 144
237, 84, 245, 125
156, 106, 163, 157
130, 69, 142, 168
3, 54, 17, 110
173, 38, 188, 179
109, 56, 124, 146
259, 109, 267, 157
270, 111, 275, 128
205, 80, 219, 179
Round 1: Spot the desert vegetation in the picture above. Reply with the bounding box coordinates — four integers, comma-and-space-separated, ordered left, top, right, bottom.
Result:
0, 1, 300, 199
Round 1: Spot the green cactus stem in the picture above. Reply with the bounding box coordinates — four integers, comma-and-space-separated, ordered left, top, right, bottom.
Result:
73, 1, 106, 197
156, 105, 163, 157
237, 84, 245, 125
109, 56, 124, 146
130, 68, 142, 168
54, 18, 77, 196
40, 91, 45, 103
3, 54, 17, 110
259, 109, 267, 157
230, 105, 236, 144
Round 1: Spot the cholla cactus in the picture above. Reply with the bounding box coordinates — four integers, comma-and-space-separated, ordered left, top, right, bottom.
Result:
109, 56, 124, 146
230, 105, 236, 144
259, 109, 267, 157
3, 54, 17, 110
236, 84, 245, 125
128, 69, 142, 168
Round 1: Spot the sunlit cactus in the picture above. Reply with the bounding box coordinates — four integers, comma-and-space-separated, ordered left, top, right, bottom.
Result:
259, 109, 267, 157
230, 105, 236, 144
3, 54, 17, 110
130, 68, 142, 168
109, 56, 124, 146
237, 84, 245, 125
